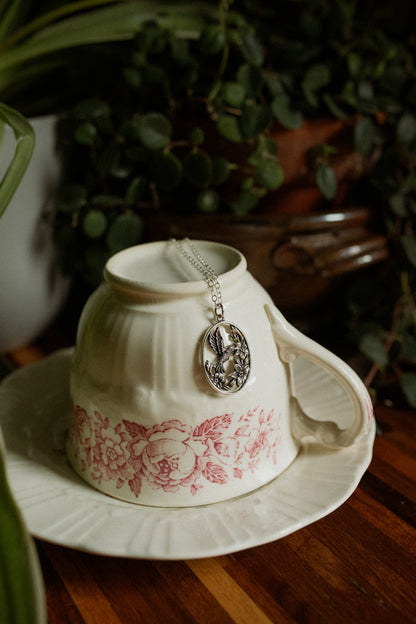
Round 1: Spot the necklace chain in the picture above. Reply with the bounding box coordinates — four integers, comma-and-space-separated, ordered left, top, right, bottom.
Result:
170, 238, 224, 322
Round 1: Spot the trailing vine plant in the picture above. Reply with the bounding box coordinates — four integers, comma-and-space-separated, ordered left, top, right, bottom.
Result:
11, 0, 415, 407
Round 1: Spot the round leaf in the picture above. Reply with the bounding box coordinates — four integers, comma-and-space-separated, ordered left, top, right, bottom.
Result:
151, 152, 182, 191
256, 160, 284, 190
75, 122, 97, 145
138, 113, 171, 151
240, 104, 272, 138
238, 32, 264, 67
189, 127, 205, 146
199, 25, 225, 55
83, 210, 107, 239
217, 115, 243, 142
125, 176, 147, 204
222, 82, 246, 107
316, 163, 337, 200
230, 189, 259, 215
211, 156, 231, 186
184, 149, 212, 187
359, 333, 388, 366
196, 189, 220, 212
354, 117, 379, 156
400, 372, 416, 407
72, 98, 110, 120
272, 94, 303, 129
397, 113, 416, 145
237, 64, 263, 97
302, 64, 331, 92
106, 213, 143, 253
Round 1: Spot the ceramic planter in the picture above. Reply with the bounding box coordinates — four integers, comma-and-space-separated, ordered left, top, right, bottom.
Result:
0, 115, 70, 352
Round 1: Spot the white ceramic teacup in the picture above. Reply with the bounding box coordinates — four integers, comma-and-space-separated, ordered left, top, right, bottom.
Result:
67, 240, 373, 506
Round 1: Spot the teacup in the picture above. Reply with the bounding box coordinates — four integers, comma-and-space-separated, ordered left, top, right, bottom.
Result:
67, 240, 373, 507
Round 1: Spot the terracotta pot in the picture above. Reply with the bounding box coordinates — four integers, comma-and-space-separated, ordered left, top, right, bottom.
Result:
182, 116, 380, 215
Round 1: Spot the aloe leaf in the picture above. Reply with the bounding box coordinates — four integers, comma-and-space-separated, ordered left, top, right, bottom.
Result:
0, 103, 35, 218
0, 429, 47, 623
0, 1, 216, 81
0, 0, 121, 50
0, 0, 31, 43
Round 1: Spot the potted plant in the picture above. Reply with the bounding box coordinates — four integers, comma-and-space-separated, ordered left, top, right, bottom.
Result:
49, 0, 416, 406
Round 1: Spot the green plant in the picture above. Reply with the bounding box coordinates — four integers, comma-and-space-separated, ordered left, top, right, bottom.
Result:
2, 0, 416, 407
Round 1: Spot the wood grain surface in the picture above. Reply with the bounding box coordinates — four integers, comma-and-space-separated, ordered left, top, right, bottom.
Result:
5, 345, 416, 623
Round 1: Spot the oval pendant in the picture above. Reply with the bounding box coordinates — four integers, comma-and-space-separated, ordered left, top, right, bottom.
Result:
202, 321, 251, 394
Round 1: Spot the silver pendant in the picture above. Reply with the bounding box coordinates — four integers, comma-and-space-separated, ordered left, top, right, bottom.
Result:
202, 321, 250, 394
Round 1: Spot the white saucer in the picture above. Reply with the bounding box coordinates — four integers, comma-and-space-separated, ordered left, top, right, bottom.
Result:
0, 349, 375, 560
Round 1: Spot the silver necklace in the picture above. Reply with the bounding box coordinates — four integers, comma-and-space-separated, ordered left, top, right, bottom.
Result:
171, 238, 251, 394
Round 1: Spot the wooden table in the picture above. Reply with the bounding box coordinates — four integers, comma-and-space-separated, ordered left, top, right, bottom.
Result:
5, 344, 416, 624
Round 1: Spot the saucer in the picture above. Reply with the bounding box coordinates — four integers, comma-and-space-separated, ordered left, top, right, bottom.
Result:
0, 349, 375, 560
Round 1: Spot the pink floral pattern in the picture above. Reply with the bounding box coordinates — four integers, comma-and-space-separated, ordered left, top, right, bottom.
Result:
68, 405, 281, 498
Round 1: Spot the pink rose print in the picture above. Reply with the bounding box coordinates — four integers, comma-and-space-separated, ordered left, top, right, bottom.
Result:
69, 406, 281, 499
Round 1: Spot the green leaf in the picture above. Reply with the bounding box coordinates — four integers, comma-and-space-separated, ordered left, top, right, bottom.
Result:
198, 24, 225, 55
302, 64, 331, 92
316, 163, 337, 200
240, 104, 271, 139
401, 236, 416, 268
402, 334, 416, 364
271, 94, 303, 129
397, 113, 416, 145
217, 115, 243, 142
75, 121, 97, 145
72, 98, 110, 120
347, 52, 361, 78
0, 432, 42, 624
222, 81, 246, 107
125, 176, 146, 204
196, 188, 219, 212
0, 103, 35, 219
184, 149, 212, 187
237, 63, 263, 97
83, 210, 107, 239
359, 333, 388, 366
322, 94, 348, 120
56, 184, 87, 213
238, 31, 264, 67
123, 66, 142, 89
106, 213, 143, 253
265, 73, 285, 97
151, 151, 182, 192
389, 193, 408, 217
256, 160, 284, 190
230, 188, 259, 215
189, 127, 204, 146
400, 372, 416, 407
354, 117, 379, 156
138, 113, 171, 151
211, 155, 231, 186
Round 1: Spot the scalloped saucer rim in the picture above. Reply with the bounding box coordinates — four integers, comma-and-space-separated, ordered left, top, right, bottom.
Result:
0, 349, 375, 560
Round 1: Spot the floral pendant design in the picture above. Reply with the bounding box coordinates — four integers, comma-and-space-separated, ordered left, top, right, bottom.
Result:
202, 321, 250, 394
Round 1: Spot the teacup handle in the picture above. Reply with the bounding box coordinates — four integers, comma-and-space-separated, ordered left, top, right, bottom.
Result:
265, 304, 373, 449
